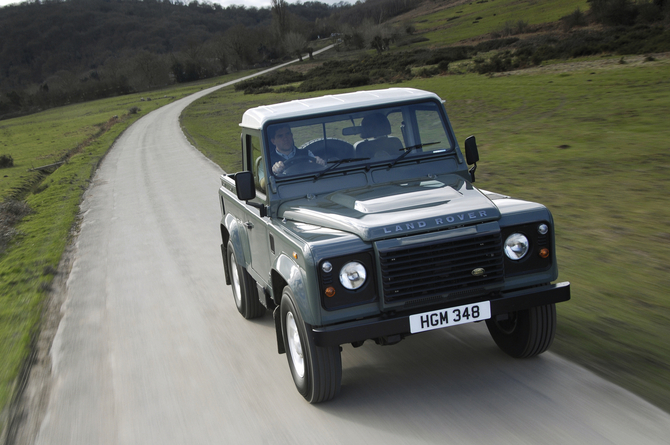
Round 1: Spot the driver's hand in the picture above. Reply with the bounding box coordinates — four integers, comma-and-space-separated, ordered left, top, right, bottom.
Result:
272, 161, 285, 175
315, 156, 326, 166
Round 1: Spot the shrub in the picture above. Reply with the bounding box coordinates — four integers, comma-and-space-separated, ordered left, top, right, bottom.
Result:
425, 46, 471, 65
0, 154, 13, 168
438, 60, 450, 72
298, 73, 370, 92
473, 51, 519, 74
590, 0, 639, 26
474, 38, 519, 52
417, 66, 440, 77
243, 86, 273, 95
562, 8, 588, 30
128, 106, 140, 115
515, 20, 530, 34
500, 19, 531, 36
637, 2, 663, 23
234, 70, 305, 91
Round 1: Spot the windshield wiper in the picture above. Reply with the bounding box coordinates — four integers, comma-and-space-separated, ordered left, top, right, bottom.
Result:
313, 157, 370, 180
387, 141, 441, 168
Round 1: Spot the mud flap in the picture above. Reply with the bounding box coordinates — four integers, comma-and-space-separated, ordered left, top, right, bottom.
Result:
273, 306, 286, 354
221, 243, 230, 285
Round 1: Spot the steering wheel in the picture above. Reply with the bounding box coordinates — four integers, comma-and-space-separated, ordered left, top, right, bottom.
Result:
281, 155, 321, 176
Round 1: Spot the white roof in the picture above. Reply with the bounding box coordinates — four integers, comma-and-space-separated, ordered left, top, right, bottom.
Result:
240, 88, 443, 130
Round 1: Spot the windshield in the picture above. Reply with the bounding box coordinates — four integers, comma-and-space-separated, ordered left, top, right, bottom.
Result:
264, 101, 454, 179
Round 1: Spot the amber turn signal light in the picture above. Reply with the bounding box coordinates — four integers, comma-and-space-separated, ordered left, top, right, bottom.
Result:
539, 248, 550, 259
325, 287, 336, 298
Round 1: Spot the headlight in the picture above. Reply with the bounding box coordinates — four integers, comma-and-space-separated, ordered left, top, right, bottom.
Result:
504, 233, 529, 260
339, 261, 367, 290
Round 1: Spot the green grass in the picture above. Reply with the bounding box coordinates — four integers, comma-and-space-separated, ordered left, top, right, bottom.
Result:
0, 74, 244, 431
181, 55, 670, 412
405, 0, 589, 47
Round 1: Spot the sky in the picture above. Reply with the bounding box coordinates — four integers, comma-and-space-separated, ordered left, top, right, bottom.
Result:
0, 0, 351, 9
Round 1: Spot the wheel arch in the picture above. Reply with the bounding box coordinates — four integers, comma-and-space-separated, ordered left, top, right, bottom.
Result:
273, 253, 316, 324
225, 213, 250, 268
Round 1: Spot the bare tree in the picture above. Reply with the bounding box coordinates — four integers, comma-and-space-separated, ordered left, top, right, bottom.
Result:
225, 24, 253, 70
131, 51, 169, 89
207, 35, 229, 75
271, 0, 291, 39
283, 32, 308, 62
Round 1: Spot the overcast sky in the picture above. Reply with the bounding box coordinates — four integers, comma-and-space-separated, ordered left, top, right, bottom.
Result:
0, 0, 351, 9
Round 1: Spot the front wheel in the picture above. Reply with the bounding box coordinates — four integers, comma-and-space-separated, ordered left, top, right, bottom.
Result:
281, 286, 341, 403
486, 304, 556, 358
227, 242, 265, 319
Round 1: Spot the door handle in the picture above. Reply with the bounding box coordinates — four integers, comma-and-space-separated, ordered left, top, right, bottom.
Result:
244, 222, 254, 229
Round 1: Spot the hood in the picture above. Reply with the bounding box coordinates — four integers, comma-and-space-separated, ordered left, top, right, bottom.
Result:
278, 177, 500, 242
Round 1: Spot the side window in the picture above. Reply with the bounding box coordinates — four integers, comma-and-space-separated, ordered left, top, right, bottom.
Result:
248, 134, 266, 195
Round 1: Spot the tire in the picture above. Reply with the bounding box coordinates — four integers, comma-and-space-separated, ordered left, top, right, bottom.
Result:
486, 303, 556, 358
227, 241, 265, 319
280, 286, 342, 403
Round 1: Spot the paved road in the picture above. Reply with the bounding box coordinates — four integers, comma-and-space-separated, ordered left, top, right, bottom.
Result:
32, 61, 670, 444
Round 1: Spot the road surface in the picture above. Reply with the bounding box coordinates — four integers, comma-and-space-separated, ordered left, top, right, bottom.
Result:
25, 58, 670, 445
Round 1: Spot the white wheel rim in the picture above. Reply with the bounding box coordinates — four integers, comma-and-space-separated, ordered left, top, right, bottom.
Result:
230, 253, 242, 306
286, 312, 305, 378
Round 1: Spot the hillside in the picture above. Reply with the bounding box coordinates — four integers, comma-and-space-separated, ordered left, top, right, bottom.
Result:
2, 0, 669, 120
0, 0, 429, 119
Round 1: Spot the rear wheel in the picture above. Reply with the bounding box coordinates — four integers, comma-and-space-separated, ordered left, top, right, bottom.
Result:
227, 242, 265, 319
486, 304, 556, 358
281, 286, 341, 403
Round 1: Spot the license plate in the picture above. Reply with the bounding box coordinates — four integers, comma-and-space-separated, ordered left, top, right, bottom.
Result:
409, 301, 491, 334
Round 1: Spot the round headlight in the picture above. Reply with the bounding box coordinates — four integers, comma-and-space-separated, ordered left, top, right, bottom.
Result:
504, 233, 530, 260
339, 261, 367, 290
538, 224, 549, 235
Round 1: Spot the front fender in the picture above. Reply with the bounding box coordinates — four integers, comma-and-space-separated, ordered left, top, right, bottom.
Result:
225, 213, 250, 268
274, 254, 319, 326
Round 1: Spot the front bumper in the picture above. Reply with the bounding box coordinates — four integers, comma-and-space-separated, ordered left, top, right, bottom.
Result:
312, 281, 570, 347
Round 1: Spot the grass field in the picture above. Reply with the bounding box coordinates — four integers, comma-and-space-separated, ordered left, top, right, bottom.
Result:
181, 54, 670, 412
400, 0, 590, 47
0, 75, 244, 430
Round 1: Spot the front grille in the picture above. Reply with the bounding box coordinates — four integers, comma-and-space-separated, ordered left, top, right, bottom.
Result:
378, 232, 504, 304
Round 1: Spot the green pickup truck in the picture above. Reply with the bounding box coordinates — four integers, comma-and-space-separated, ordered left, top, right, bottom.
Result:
219, 88, 570, 403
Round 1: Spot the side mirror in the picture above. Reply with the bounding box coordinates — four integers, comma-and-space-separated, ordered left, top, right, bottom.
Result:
464, 136, 478, 183
235, 171, 266, 217
464, 135, 479, 165
235, 171, 256, 201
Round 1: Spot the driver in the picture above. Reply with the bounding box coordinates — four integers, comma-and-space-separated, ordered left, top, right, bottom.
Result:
269, 124, 325, 175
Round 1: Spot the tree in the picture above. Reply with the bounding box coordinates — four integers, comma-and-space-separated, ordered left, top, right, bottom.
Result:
131, 51, 169, 89
284, 32, 307, 61
208, 35, 230, 75
224, 24, 254, 70
271, 0, 291, 39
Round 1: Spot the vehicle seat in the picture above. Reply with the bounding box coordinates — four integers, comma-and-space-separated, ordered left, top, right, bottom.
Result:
255, 156, 266, 190
354, 113, 404, 160
299, 138, 355, 160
